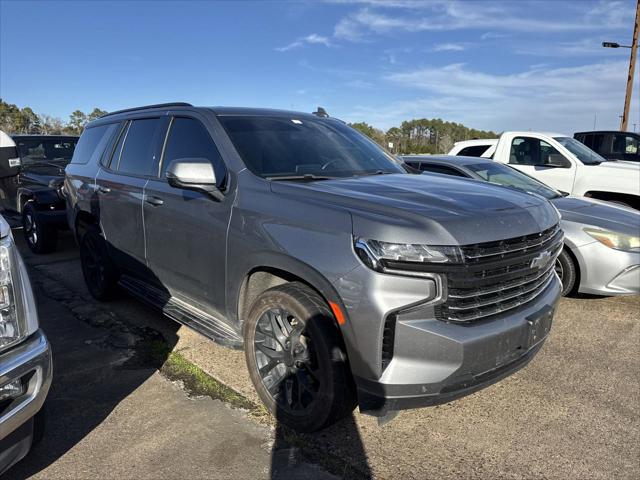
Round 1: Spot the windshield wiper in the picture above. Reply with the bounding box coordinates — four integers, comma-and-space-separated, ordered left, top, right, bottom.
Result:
354, 170, 393, 177
266, 174, 336, 181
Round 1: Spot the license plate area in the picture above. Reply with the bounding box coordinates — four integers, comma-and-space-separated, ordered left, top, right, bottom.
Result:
525, 305, 554, 348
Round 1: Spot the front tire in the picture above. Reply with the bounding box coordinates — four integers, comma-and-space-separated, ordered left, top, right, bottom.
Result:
22, 203, 57, 254
555, 248, 577, 296
244, 282, 356, 432
79, 228, 118, 300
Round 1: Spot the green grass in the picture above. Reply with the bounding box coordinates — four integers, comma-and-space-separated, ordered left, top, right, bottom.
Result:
146, 340, 269, 419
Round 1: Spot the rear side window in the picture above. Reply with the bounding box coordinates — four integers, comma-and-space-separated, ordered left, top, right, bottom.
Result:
420, 164, 467, 177
117, 118, 163, 176
161, 117, 226, 182
71, 124, 118, 165
457, 145, 490, 157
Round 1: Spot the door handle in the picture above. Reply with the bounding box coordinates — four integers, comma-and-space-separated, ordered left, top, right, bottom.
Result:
145, 196, 164, 206
97, 185, 111, 194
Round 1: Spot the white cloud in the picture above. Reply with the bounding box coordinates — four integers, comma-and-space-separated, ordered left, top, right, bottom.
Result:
332, 1, 632, 41
275, 41, 304, 52
480, 32, 510, 41
303, 33, 331, 46
275, 33, 332, 52
339, 61, 639, 132
432, 43, 466, 52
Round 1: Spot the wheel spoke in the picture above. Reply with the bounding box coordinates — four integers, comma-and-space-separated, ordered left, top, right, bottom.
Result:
268, 311, 288, 346
255, 341, 284, 360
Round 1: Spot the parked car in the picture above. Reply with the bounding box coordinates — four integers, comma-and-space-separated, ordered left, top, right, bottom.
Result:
0, 131, 78, 253
403, 155, 640, 297
0, 214, 52, 474
448, 132, 640, 209
574, 130, 640, 163
65, 103, 562, 432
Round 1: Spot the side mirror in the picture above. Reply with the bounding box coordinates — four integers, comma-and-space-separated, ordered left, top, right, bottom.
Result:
546, 154, 571, 168
0, 145, 21, 178
165, 158, 224, 201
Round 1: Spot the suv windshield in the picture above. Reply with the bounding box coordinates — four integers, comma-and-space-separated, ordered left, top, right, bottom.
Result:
218, 115, 405, 179
14, 136, 78, 165
553, 136, 606, 165
466, 162, 560, 200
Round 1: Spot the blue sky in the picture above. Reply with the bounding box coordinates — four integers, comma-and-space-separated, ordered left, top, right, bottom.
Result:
1, 0, 638, 133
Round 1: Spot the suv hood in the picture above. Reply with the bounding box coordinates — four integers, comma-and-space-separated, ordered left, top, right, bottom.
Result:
270, 174, 559, 245
552, 196, 640, 237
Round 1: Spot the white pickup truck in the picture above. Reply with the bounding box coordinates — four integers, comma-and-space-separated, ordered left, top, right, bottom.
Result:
449, 132, 640, 209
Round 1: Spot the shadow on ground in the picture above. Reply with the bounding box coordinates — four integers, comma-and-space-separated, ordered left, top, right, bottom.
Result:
8, 232, 181, 478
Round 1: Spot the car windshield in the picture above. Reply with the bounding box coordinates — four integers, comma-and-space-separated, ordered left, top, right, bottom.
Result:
466, 162, 560, 200
218, 115, 405, 179
14, 137, 78, 165
553, 136, 606, 165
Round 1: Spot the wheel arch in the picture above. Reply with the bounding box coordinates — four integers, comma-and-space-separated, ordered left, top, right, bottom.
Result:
233, 254, 347, 333
74, 210, 100, 242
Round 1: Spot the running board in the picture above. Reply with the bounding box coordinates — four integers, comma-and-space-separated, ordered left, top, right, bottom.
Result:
118, 275, 243, 349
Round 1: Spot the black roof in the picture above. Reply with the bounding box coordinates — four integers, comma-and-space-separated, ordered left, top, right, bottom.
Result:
575, 130, 640, 136
89, 103, 329, 127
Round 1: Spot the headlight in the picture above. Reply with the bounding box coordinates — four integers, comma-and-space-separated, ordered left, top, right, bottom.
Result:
0, 220, 38, 352
354, 237, 462, 275
583, 227, 640, 252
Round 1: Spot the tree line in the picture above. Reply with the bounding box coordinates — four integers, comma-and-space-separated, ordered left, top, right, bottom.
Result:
350, 119, 497, 155
1, 99, 496, 153
0, 99, 107, 135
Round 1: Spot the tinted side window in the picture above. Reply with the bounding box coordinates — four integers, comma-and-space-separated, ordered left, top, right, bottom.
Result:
161, 117, 226, 182
71, 123, 118, 165
591, 134, 605, 153
117, 118, 162, 176
420, 164, 467, 177
458, 145, 490, 157
612, 134, 639, 155
580, 134, 593, 148
510, 137, 566, 166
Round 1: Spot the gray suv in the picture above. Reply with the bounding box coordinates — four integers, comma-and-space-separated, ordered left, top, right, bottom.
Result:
65, 103, 563, 432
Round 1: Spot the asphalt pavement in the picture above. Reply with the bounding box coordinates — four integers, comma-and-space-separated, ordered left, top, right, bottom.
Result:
8, 230, 640, 479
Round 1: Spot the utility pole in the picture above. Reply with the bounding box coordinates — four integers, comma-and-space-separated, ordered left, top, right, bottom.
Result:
621, 0, 639, 131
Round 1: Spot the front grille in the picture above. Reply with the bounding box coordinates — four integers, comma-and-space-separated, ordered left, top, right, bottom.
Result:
434, 224, 563, 322
382, 223, 559, 323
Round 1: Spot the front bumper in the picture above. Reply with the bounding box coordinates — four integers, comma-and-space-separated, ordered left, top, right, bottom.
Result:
573, 241, 640, 295
336, 265, 561, 415
0, 330, 52, 473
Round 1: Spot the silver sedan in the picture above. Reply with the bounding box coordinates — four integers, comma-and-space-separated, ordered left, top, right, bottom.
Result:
402, 155, 640, 296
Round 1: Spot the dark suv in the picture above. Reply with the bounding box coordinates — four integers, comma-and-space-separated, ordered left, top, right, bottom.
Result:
0, 134, 78, 253
65, 103, 562, 432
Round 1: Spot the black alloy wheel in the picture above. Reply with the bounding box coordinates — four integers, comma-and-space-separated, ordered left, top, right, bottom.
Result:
244, 283, 357, 432
79, 229, 118, 300
22, 203, 57, 254
254, 307, 320, 415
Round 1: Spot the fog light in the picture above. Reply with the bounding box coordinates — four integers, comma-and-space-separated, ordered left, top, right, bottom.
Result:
0, 378, 25, 401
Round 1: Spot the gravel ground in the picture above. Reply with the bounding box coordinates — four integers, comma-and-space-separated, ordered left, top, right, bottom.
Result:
13, 231, 640, 479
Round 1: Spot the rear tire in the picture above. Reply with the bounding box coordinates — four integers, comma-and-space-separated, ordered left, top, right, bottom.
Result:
555, 248, 577, 296
79, 228, 118, 300
244, 282, 357, 432
22, 203, 57, 254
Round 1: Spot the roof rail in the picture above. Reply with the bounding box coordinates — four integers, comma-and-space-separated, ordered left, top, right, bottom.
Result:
99, 102, 193, 118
